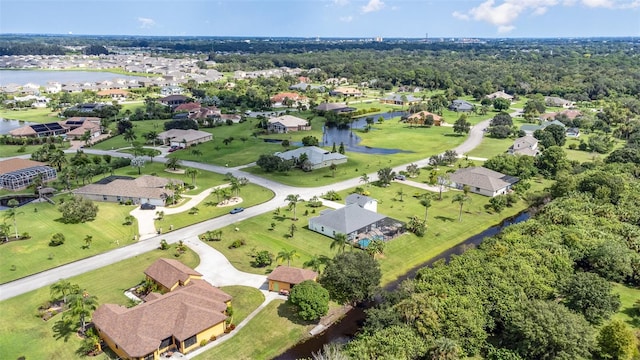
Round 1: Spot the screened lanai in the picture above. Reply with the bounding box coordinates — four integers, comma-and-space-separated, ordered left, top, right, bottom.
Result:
0, 166, 57, 191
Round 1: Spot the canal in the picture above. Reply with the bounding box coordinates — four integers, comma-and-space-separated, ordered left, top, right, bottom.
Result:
274, 209, 533, 359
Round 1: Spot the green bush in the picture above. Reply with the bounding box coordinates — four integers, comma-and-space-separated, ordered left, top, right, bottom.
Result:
228, 239, 246, 249
49, 233, 65, 247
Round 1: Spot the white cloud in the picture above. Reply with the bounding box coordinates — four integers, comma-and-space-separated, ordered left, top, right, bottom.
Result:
452, 11, 470, 20
498, 25, 516, 33
533, 6, 549, 14
362, 0, 384, 13
340, 15, 354, 22
582, 0, 613, 7
137, 17, 156, 29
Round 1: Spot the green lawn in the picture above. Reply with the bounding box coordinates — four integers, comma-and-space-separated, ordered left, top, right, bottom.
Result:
466, 137, 511, 159
0, 107, 60, 123
0, 247, 199, 360
155, 183, 275, 231
195, 300, 314, 360
219, 286, 265, 324
0, 143, 67, 158
611, 283, 640, 329
202, 205, 334, 275
0, 199, 139, 284
91, 119, 168, 150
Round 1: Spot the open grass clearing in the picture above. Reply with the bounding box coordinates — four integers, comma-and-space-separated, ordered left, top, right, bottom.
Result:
0, 107, 59, 123
0, 247, 199, 360
194, 300, 314, 360
611, 283, 640, 328
465, 136, 511, 159
219, 286, 265, 324
155, 183, 275, 231
91, 119, 168, 150
202, 205, 334, 275
0, 199, 139, 284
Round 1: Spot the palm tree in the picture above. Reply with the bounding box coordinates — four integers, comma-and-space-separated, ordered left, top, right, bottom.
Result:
4, 199, 23, 239
397, 188, 405, 202
276, 248, 300, 266
0, 222, 10, 242
420, 195, 432, 223
166, 157, 181, 171
330, 233, 349, 253
185, 168, 200, 187
286, 194, 302, 221
155, 210, 164, 221
65, 289, 98, 334
360, 173, 370, 187
230, 177, 241, 197
123, 128, 137, 147
50, 280, 76, 305
191, 148, 203, 157
452, 193, 471, 222
303, 254, 331, 273
83, 235, 93, 249
49, 149, 68, 171
366, 239, 386, 258
145, 130, 158, 147
289, 223, 297, 238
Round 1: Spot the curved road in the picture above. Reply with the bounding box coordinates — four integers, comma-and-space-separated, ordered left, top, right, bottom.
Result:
0, 118, 492, 301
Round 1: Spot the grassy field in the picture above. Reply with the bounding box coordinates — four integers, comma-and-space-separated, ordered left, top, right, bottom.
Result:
218, 286, 265, 324
0, 107, 60, 123
195, 300, 314, 360
466, 136, 510, 159
0, 247, 199, 360
0, 198, 139, 284
91, 119, 168, 150
611, 283, 640, 328
204, 177, 547, 285
155, 183, 275, 231
0, 143, 68, 158
202, 205, 334, 275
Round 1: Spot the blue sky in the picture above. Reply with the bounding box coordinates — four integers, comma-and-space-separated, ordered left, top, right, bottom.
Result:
1, 0, 639, 38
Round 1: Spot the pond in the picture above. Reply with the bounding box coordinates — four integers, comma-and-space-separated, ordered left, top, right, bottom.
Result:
320, 111, 410, 155
0, 118, 36, 134
275, 209, 533, 359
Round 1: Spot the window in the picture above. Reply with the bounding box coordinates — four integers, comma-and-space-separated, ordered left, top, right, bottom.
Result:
103, 195, 107, 201
183, 335, 197, 349
143, 353, 154, 360
159, 336, 173, 350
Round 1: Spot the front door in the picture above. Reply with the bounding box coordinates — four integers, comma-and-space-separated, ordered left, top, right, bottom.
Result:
273, 281, 279, 292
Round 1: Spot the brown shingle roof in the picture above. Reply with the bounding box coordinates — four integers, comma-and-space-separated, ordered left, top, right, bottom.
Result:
0, 158, 47, 175
144, 258, 202, 290
267, 266, 318, 285
93, 280, 229, 358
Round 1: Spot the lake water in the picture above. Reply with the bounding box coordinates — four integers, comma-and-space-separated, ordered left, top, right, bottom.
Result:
0, 70, 145, 86
0, 118, 37, 134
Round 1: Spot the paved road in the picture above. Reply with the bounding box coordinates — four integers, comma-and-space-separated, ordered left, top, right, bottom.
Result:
0, 116, 492, 301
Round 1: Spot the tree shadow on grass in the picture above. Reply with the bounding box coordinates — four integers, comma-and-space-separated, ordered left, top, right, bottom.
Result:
435, 215, 455, 222
443, 133, 465, 137
621, 307, 640, 328
52, 317, 76, 342
276, 301, 315, 326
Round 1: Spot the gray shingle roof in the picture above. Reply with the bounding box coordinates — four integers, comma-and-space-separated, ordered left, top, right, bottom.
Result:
310, 204, 386, 234
345, 193, 374, 208
449, 167, 519, 192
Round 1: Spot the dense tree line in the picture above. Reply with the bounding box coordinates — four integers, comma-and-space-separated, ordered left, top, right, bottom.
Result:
342, 162, 640, 360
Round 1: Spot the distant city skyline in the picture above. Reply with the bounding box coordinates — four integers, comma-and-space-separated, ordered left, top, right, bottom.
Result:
1, 0, 639, 39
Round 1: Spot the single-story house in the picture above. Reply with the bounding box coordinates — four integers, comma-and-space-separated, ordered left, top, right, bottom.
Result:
96, 89, 129, 101
314, 102, 354, 113
407, 111, 444, 126
9, 117, 102, 139
160, 86, 184, 96
267, 115, 310, 133
380, 94, 421, 106
174, 102, 202, 113
72, 175, 183, 206
0, 158, 57, 191
449, 167, 519, 197
270, 92, 307, 107
329, 87, 362, 97
10, 121, 68, 138
308, 203, 405, 242
267, 266, 318, 293
276, 146, 347, 170
449, 99, 474, 112
508, 136, 539, 156
345, 193, 377, 212
93, 260, 232, 360
485, 91, 514, 101
144, 258, 204, 293
157, 129, 212, 147
566, 127, 580, 137
159, 95, 188, 108
540, 109, 582, 121
64, 117, 102, 140
520, 119, 566, 136
289, 83, 326, 92
545, 96, 574, 108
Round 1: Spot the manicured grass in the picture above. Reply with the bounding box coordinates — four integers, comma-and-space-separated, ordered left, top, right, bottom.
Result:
195, 300, 314, 360
219, 286, 265, 324
0, 247, 199, 360
91, 119, 168, 150
0, 198, 139, 284
466, 136, 511, 159
202, 205, 335, 275
0, 107, 60, 123
611, 283, 640, 329
155, 183, 275, 231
